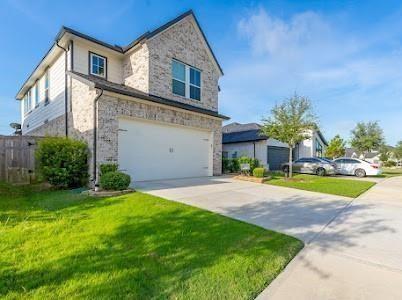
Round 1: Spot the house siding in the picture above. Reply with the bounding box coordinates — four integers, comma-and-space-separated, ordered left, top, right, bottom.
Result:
223, 140, 267, 166
22, 53, 66, 135
147, 16, 219, 112
73, 39, 123, 84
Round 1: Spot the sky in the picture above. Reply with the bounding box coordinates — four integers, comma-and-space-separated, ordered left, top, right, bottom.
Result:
1, 0, 402, 145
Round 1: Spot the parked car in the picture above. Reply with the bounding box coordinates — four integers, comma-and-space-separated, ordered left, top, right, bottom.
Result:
282, 157, 336, 176
332, 158, 382, 177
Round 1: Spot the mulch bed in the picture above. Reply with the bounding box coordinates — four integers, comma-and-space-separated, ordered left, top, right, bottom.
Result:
233, 175, 271, 183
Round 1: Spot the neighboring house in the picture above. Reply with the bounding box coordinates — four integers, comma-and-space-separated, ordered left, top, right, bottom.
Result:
345, 148, 385, 164
15, 10, 229, 183
222, 123, 328, 170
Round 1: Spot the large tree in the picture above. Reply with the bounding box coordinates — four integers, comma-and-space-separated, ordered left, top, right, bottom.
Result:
350, 121, 384, 157
260, 94, 316, 178
325, 135, 346, 159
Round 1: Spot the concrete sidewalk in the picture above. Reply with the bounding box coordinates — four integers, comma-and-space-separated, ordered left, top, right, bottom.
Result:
258, 176, 402, 300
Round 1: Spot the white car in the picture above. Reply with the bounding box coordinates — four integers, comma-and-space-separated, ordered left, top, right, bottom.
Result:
333, 158, 382, 177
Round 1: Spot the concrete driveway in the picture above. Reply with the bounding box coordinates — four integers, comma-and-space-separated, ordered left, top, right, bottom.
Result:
136, 176, 350, 243
136, 176, 402, 299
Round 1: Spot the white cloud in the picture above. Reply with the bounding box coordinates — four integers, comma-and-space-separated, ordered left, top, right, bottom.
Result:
220, 7, 402, 144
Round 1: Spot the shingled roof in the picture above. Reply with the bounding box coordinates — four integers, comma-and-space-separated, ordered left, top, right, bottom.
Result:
222, 129, 267, 144
69, 71, 229, 120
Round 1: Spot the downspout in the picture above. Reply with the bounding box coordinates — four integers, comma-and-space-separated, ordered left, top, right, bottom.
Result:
55, 39, 69, 137
93, 87, 104, 191
253, 141, 256, 159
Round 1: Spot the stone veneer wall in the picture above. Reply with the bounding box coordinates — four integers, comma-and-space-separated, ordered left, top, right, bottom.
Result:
122, 43, 149, 93
25, 115, 66, 137
68, 78, 97, 178
147, 16, 219, 112
97, 94, 223, 175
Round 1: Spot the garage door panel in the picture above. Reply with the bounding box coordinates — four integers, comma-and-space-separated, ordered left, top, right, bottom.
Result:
267, 146, 289, 170
118, 118, 212, 181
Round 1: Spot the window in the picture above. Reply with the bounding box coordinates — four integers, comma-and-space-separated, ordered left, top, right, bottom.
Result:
222, 151, 228, 159
24, 89, 32, 114
172, 60, 186, 96
189, 67, 201, 100
231, 151, 238, 159
345, 159, 360, 164
172, 60, 201, 100
90, 52, 106, 78
296, 158, 310, 163
315, 139, 323, 157
44, 70, 50, 104
34, 83, 39, 107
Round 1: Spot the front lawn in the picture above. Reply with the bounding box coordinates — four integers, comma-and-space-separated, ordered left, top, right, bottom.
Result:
0, 182, 302, 299
266, 173, 375, 198
379, 167, 402, 178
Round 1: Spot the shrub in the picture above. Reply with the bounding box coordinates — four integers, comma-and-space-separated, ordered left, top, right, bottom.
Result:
238, 156, 260, 174
253, 167, 266, 178
100, 171, 131, 190
100, 163, 118, 175
222, 157, 231, 173
35, 137, 89, 188
383, 160, 397, 167
230, 158, 240, 173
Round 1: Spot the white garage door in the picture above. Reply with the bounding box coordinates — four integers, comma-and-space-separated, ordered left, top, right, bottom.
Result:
118, 118, 213, 182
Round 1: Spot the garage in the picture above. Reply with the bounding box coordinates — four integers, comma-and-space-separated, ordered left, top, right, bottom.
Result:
267, 146, 289, 170
118, 118, 213, 181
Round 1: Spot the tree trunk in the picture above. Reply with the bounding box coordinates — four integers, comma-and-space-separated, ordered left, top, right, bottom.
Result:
289, 146, 293, 178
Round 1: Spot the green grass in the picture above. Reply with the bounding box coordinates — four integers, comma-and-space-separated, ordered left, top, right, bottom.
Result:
266, 173, 375, 198
378, 167, 402, 178
0, 182, 303, 299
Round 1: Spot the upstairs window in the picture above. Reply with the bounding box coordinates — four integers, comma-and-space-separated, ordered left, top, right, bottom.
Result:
24, 90, 32, 114
44, 70, 50, 104
172, 60, 201, 101
90, 52, 106, 78
190, 68, 201, 100
34, 82, 39, 107
172, 60, 186, 96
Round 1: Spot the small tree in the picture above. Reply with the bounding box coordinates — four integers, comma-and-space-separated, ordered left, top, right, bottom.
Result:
379, 145, 390, 162
261, 94, 316, 178
350, 121, 384, 157
325, 135, 346, 159
394, 141, 402, 161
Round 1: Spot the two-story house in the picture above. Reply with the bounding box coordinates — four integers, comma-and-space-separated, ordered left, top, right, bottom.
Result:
15, 10, 229, 183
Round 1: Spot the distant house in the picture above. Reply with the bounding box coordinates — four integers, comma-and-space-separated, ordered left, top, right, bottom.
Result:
345, 148, 381, 164
222, 122, 328, 170
345, 147, 399, 165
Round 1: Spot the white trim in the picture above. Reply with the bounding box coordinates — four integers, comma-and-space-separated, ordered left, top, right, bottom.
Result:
89, 53, 107, 78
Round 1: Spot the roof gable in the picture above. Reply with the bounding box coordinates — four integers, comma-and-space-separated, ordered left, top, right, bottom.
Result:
142, 10, 223, 76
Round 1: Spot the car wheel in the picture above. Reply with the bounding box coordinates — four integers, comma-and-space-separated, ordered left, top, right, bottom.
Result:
316, 167, 326, 176
355, 169, 366, 178
282, 166, 289, 174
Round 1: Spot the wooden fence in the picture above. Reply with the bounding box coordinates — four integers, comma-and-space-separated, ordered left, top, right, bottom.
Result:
0, 135, 42, 184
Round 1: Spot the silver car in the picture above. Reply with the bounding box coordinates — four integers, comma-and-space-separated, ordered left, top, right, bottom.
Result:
282, 157, 336, 176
